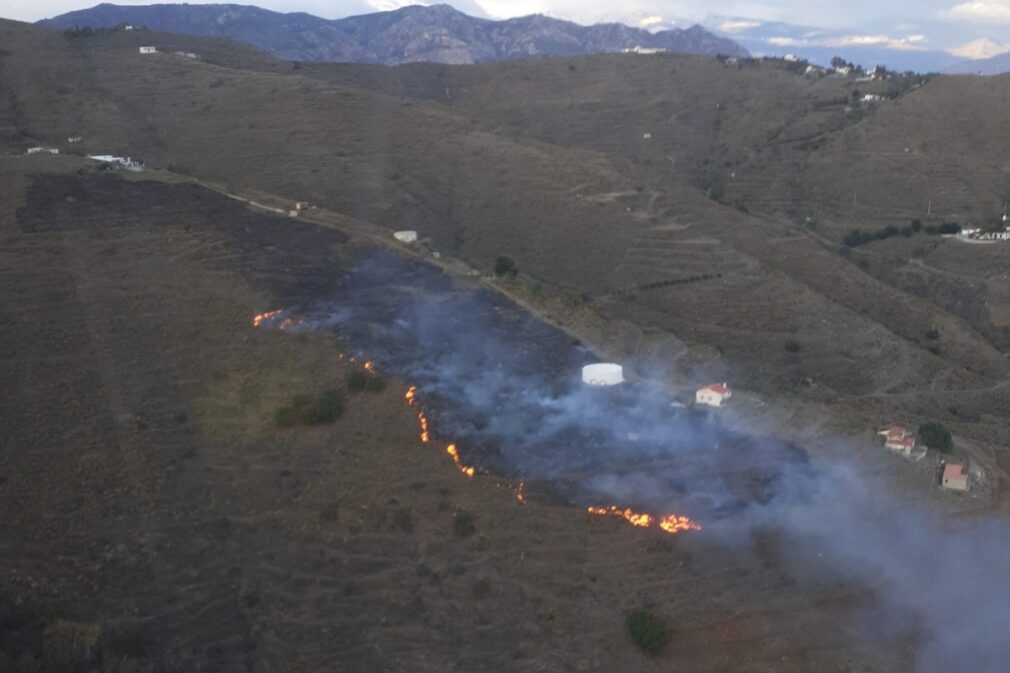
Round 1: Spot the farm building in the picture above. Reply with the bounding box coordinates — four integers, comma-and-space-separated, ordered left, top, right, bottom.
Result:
139, 46, 157, 54
394, 231, 418, 244
696, 383, 732, 408
26, 146, 59, 155
941, 463, 970, 492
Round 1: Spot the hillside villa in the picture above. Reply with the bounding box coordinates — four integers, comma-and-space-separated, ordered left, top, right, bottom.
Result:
941, 463, 970, 492
696, 383, 732, 408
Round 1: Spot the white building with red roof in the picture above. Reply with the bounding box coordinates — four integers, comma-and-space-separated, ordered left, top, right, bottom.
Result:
696, 383, 732, 408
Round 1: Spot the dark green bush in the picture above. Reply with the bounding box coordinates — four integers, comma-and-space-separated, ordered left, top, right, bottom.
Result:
347, 370, 387, 393
626, 609, 667, 656
275, 389, 343, 427
919, 422, 953, 453
494, 256, 516, 277
453, 510, 476, 538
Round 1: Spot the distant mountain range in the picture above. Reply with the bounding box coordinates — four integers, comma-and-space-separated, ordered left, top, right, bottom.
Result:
945, 51, 1010, 75
703, 15, 968, 73
37, 3, 748, 65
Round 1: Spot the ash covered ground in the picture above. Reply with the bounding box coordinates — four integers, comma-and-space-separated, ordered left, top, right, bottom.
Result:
270, 249, 809, 524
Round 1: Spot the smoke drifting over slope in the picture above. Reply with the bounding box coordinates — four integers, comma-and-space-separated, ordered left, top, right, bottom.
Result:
282, 250, 1009, 671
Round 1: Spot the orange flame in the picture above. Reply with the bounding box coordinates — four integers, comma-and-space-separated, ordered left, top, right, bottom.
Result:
514, 481, 527, 504
418, 411, 430, 443
363, 360, 375, 374
252, 309, 282, 327
657, 514, 702, 534
405, 386, 416, 406
446, 444, 475, 478
587, 505, 700, 535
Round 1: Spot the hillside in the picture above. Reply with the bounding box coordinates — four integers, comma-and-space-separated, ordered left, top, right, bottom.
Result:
37, 3, 748, 64
5, 18, 1010, 673
4, 19, 1009, 407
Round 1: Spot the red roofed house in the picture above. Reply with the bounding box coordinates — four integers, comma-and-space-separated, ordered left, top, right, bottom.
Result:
877, 426, 925, 460
696, 383, 732, 408
941, 463, 970, 492
878, 426, 908, 444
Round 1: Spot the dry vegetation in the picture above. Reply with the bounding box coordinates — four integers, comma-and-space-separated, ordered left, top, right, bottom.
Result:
2, 17, 1010, 672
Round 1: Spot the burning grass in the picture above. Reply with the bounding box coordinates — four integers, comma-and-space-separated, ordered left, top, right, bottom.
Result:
587, 506, 701, 536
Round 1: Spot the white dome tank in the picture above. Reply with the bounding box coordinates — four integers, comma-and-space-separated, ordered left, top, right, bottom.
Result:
582, 363, 624, 386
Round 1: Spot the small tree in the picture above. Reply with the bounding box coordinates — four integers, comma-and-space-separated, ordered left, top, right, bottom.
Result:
626, 610, 667, 656
494, 256, 516, 277
918, 421, 953, 453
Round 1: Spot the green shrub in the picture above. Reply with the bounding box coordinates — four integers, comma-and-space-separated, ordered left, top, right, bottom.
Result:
347, 370, 387, 393
626, 609, 667, 656
453, 510, 476, 538
494, 256, 516, 277
275, 389, 343, 427
919, 421, 953, 453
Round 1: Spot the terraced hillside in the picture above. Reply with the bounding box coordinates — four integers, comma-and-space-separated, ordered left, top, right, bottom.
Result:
2, 19, 1009, 415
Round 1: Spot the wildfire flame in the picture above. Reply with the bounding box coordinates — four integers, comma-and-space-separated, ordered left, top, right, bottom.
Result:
405, 386, 416, 406
446, 444, 476, 478
514, 481, 526, 504
252, 309, 282, 327
587, 505, 700, 535
418, 411, 430, 443
251, 309, 302, 331
363, 360, 375, 374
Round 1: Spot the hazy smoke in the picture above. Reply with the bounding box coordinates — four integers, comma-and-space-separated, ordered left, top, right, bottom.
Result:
304, 250, 1009, 671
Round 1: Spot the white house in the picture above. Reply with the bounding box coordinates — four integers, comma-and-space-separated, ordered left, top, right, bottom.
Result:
783, 53, 799, 62
124, 24, 135, 31
624, 46, 666, 55
26, 146, 59, 155
393, 230, 418, 244
696, 383, 732, 408
139, 46, 157, 54
862, 94, 885, 103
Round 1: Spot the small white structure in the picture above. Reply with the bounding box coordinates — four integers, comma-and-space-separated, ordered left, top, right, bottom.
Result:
941, 463, 970, 492
862, 94, 885, 103
86, 155, 143, 170
696, 383, 731, 408
139, 46, 157, 54
394, 230, 418, 244
173, 51, 198, 59
623, 46, 666, 55
26, 146, 59, 155
124, 24, 135, 31
67, 136, 82, 144
783, 53, 799, 62
581, 363, 624, 386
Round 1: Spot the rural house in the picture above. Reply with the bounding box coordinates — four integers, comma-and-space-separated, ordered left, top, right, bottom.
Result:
696, 383, 732, 408
941, 463, 970, 492
139, 46, 157, 54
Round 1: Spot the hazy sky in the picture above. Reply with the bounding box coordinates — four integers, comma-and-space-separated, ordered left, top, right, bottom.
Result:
4, 0, 1009, 41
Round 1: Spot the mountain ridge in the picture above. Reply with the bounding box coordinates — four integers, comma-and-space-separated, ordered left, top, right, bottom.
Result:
36, 3, 748, 65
